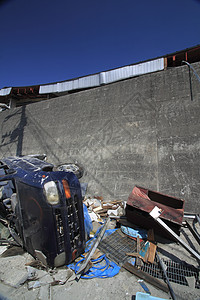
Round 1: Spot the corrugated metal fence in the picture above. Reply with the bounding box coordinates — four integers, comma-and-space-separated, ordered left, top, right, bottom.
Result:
0, 58, 164, 96
39, 58, 164, 94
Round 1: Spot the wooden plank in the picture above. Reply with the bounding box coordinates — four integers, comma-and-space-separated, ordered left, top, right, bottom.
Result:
147, 242, 157, 263
147, 229, 155, 242
136, 235, 142, 267
123, 262, 169, 293
126, 252, 144, 261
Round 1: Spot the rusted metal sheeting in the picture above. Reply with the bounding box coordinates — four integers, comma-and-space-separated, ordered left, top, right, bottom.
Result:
126, 186, 185, 237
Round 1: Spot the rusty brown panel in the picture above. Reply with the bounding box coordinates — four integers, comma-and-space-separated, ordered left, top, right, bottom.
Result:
126, 186, 185, 239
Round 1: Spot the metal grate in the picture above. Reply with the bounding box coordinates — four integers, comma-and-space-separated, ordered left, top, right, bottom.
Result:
98, 229, 137, 266
141, 258, 200, 289
98, 229, 200, 289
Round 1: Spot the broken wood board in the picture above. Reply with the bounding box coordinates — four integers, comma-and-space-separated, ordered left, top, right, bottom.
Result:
123, 261, 168, 293
147, 242, 157, 263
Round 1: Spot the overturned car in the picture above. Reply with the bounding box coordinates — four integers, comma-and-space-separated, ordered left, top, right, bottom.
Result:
0, 155, 85, 268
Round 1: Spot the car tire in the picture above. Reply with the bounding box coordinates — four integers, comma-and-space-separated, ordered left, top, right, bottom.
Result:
55, 163, 84, 179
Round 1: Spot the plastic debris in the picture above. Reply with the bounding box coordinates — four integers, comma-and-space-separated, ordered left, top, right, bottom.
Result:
136, 292, 168, 300
138, 279, 151, 294
121, 226, 147, 239
83, 203, 93, 237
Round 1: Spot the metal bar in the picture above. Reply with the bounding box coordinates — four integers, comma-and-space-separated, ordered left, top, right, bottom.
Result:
76, 218, 110, 279
184, 212, 197, 219
182, 60, 200, 101
156, 252, 176, 300
184, 220, 200, 245
196, 215, 200, 226
193, 215, 200, 242
182, 61, 200, 83
150, 206, 200, 263
189, 66, 193, 101
8, 225, 23, 247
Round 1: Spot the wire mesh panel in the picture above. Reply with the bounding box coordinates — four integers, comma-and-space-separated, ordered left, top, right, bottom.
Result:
98, 229, 137, 266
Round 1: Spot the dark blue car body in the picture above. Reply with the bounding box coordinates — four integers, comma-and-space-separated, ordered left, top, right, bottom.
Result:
0, 156, 85, 268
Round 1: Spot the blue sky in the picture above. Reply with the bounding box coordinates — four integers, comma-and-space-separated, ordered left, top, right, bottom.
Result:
0, 0, 200, 89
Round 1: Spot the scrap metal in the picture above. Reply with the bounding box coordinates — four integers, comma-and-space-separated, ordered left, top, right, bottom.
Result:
98, 229, 138, 266
150, 206, 200, 263
141, 257, 200, 288
75, 217, 110, 279
126, 186, 184, 238
183, 220, 200, 246
156, 251, 176, 300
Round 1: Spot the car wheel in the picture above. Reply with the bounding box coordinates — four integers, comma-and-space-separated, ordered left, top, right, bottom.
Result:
56, 163, 84, 179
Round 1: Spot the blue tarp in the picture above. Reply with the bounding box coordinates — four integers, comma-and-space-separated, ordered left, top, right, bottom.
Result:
83, 203, 93, 237
67, 228, 120, 279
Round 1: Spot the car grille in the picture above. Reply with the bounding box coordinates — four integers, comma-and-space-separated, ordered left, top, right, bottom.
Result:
55, 195, 82, 255
55, 209, 65, 252
66, 196, 81, 250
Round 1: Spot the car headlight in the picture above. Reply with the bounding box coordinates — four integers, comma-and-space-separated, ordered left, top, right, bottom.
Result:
44, 181, 59, 205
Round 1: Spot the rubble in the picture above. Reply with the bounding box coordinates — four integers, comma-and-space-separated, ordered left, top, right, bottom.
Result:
79, 189, 200, 299
0, 181, 200, 300
83, 197, 126, 223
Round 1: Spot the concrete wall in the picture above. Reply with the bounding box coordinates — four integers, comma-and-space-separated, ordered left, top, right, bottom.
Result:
0, 63, 200, 212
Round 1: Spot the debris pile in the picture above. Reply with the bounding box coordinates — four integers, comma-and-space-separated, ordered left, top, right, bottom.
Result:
0, 182, 200, 300
83, 197, 125, 220
69, 186, 200, 299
